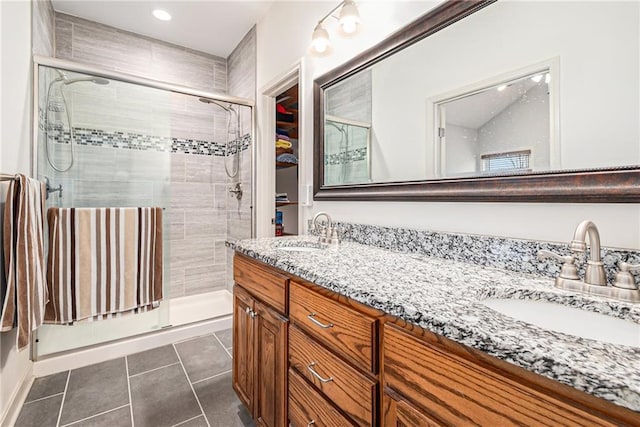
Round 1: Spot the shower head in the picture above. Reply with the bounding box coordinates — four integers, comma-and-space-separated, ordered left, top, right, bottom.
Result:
63, 77, 110, 86
198, 97, 232, 112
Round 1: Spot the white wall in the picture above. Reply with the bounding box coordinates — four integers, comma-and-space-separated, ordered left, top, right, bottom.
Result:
445, 124, 477, 176
256, 0, 640, 250
0, 0, 34, 422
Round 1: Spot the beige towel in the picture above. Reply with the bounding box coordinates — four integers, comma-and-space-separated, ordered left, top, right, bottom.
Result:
45, 207, 163, 324
1, 175, 48, 350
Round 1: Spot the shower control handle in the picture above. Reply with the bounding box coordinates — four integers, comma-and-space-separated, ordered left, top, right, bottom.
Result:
229, 183, 243, 200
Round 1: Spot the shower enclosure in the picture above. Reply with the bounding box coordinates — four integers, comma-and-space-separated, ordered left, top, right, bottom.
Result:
32, 57, 254, 358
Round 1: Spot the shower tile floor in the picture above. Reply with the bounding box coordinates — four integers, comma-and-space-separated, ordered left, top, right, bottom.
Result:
15, 329, 255, 427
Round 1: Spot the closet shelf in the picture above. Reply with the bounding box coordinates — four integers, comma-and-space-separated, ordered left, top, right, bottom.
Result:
276, 161, 298, 169
276, 121, 297, 128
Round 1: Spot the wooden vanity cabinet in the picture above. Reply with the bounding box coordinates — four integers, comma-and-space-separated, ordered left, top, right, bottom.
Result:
383, 389, 442, 427
382, 323, 640, 427
288, 281, 381, 427
233, 255, 289, 427
233, 253, 640, 427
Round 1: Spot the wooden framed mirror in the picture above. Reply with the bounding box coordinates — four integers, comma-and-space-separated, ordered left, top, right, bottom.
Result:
313, 0, 640, 202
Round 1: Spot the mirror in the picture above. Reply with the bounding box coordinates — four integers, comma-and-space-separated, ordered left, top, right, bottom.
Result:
314, 0, 640, 202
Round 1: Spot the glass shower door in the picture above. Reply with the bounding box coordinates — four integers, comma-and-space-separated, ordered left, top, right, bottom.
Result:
35, 65, 172, 357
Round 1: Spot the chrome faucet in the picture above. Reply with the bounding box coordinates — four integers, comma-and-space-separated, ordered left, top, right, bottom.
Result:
538, 220, 639, 303
569, 220, 606, 286
312, 212, 340, 245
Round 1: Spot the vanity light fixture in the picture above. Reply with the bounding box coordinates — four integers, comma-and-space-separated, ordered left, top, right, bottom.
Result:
310, 0, 361, 56
152, 9, 172, 21
339, 0, 361, 35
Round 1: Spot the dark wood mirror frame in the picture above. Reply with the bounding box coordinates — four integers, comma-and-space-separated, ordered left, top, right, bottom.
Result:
313, 0, 640, 203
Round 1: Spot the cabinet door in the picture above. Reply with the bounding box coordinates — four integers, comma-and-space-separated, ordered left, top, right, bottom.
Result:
254, 300, 288, 427
383, 390, 442, 427
233, 285, 255, 414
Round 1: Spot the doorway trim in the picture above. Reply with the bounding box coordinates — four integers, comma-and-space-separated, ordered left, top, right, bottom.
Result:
257, 59, 305, 237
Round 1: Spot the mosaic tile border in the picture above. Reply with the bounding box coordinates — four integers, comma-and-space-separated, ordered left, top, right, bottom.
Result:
309, 220, 640, 283
324, 147, 367, 165
44, 125, 251, 157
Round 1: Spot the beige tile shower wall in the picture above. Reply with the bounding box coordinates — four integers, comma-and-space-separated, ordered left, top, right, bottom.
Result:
226, 27, 256, 291
51, 11, 256, 299
54, 13, 227, 93
169, 154, 229, 298
228, 26, 256, 134
50, 14, 235, 297
32, 0, 55, 56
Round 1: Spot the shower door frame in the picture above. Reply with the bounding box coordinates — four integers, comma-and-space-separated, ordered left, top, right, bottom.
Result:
31, 55, 257, 359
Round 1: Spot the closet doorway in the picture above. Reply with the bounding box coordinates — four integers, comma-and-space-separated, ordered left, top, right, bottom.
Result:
274, 84, 299, 236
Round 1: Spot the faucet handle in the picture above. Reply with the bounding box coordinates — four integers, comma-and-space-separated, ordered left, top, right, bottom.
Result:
613, 261, 640, 290
327, 226, 341, 245
537, 250, 580, 280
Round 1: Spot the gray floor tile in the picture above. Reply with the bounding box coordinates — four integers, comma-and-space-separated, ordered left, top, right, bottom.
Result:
127, 345, 179, 376
193, 372, 254, 427
175, 415, 208, 427
15, 394, 63, 427
175, 335, 232, 383
130, 363, 202, 427
60, 358, 129, 425
214, 328, 232, 349
25, 371, 68, 402
63, 405, 131, 427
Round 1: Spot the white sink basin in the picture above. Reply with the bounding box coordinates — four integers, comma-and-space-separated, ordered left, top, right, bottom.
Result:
481, 298, 640, 348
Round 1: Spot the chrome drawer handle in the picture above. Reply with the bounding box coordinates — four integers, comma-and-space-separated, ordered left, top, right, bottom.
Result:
307, 421, 315, 427
307, 313, 333, 329
307, 362, 333, 383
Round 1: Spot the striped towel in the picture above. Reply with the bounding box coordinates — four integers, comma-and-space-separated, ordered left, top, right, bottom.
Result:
45, 207, 163, 324
1, 175, 48, 350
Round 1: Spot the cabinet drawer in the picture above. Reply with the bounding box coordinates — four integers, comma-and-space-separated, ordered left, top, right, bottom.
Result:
288, 369, 354, 427
234, 254, 288, 314
383, 324, 616, 427
290, 282, 376, 372
289, 326, 376, 426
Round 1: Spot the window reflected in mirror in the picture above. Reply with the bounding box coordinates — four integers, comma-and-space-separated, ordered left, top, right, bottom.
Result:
435, 68, 553, 178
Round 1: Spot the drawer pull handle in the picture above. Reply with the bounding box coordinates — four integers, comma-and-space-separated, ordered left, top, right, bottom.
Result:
307, 421, 315, 427
307, 313, 334, 329
307, 362, 333, 383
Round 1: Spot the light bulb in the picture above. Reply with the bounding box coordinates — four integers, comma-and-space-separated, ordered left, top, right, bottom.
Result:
152, 9, 172, 21
339, 0, 361, 35
497, 85, 507, 91
531, 74, 543, 83
311, 23, 331, 55
545, 73, 551, 84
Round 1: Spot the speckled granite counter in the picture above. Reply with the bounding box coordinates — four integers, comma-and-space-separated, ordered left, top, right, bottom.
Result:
229, 236, 640, 412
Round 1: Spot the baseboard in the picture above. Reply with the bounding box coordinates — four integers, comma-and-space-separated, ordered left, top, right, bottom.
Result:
1, 364, 34, 427
33, 314, 232, 377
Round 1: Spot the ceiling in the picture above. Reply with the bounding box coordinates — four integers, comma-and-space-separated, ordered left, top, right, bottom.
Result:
51, 0, 275, 58
444, 78, 543, 130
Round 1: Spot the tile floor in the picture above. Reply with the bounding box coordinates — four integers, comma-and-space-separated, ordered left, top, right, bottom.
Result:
15, 329, 255, 427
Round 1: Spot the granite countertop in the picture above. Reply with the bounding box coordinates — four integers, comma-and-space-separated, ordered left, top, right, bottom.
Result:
229, 236, 640, 412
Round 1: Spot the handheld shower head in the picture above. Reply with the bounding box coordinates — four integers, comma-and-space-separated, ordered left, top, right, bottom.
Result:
63, 77, 110, 86
198, 97, 232, 112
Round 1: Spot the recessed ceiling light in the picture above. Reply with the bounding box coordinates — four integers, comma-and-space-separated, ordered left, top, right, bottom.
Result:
152, 9, 172, 21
